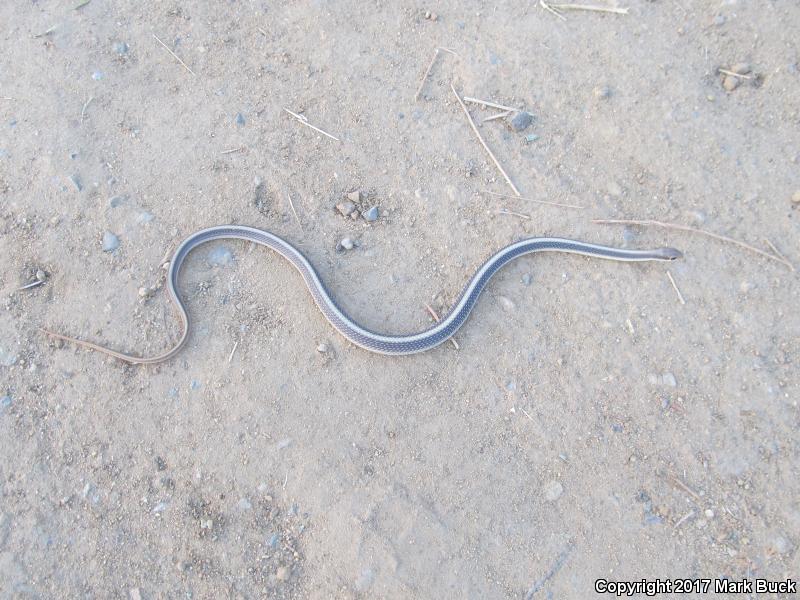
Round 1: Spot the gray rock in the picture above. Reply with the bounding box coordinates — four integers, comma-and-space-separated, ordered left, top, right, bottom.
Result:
363, 206, 379, 222
102, 231, 120, 252
521, 273, 532, 286
190, 380, 201, 390
336, 200, 356, 216
113, 41, 129, 55
235, 112, 245, 126
339, 237, 354, 251
108, 195, 127, 208
0, 395, 11, 413
208, 246, 234, 266
69, 174, 83, 191
347, 190, 361, 203
510, 111, 533, 132
731, 62, 751, 75
662, 372, 677, 387
92, 71, 104, 80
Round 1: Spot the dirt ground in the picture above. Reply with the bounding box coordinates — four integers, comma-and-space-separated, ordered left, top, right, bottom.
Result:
1, 1, 799, 598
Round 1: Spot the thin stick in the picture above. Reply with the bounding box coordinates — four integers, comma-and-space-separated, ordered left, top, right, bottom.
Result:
674, 510, 695, 529
18, 279, 46, 291
1, 97, 12, 101
220, 147, 245, 155
34, 24, 59, 38
764, 239, 794, 271
592, 218, 794, 270
437, 47, 459, 56
549, 3, 629, 14
74, 0, 91, 9
228, 340, 238, 363
483, 110, 511, 122
463, 97, 517, 112
258, 28, 268, 37
451, 85, 520, 196
80, 96, 93, 121
283, 108, 340, 141
482, 190, 584, 210
425, 304, 459, 350
152, 34, 196, 76
666, 270, 686, 305
286, 193, 302, 229
495, 208, 531, 220
540, 0, 567, 20
718, 68, 752, 80
520, 407, 534, 421
414, 48, 440, 101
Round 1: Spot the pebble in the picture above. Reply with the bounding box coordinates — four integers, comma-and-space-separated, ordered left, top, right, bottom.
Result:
525, 133, 539, 143
316, 343, 328, 353
593, 85, 611, 99
347, 190, 361, 203
113, 41, 129, 56
235, 112, 246, 126
190, 380, 201, 391
0, 395, 11, 413
102, 231, 120, 252
363, 206, 379, 222
521, 273, 532, 286
543, 480, 563, 502
424, 11, 437, 21
497, 296, 515, 312
791, 190, 800, 204
108, 195, 126, 208
336, 200, 355, 216
208, 246, 234, 266
510, 111, 533, 132
339, 237, 354, 251
36, 269, 47, 282
92, 71, 104, 81
276, 566, 290, 582
649, 372, 677, 387
69, 174, 83, 191
722, 75, 740, 92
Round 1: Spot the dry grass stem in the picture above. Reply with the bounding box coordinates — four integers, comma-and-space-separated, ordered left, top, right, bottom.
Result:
451, 85, 520, 196
152, 34, 196, 76
482, 190, 584, 209
283, 108, 340, 141
666, 271, 686, 304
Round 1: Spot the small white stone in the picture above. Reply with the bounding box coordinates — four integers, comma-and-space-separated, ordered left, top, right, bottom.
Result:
543, 480, 563, 502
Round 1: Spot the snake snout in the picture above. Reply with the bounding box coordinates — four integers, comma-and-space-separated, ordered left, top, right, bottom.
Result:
659, 247, 683, 260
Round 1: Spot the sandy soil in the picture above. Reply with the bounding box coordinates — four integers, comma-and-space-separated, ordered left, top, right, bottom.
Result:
1, 1, 799, 598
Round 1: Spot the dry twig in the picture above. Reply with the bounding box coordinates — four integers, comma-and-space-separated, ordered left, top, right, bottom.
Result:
495, 208, 531, 220
152, 34, 196, 76
451, 85, 520, 196
550, 3, 628, 14
482, 190, 584, 209
425, 304, 459, 350
463, 97, 517, 112
283, 108, 340, 141
286, 193, 302, 229
666, 270, 686, 305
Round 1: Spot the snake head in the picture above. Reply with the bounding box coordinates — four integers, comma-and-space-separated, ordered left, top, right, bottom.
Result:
659, 247, 683, 260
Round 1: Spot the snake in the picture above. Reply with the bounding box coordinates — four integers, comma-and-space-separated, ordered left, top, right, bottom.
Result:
40, 225, 682, 363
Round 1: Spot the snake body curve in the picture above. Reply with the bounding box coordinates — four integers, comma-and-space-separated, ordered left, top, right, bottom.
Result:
42, 225, 681, 363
